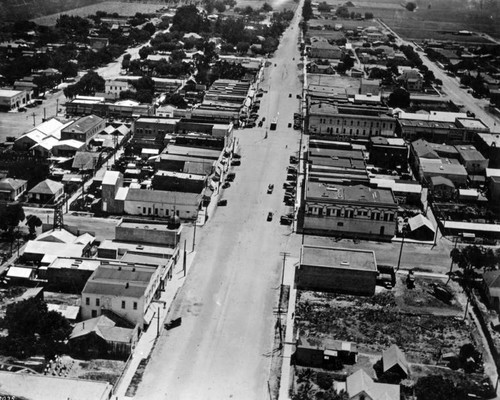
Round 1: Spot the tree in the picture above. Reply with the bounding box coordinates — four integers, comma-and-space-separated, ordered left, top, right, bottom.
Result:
406, 2, 417, 11
236, 41, 250, 54
336, 6, 350, 18
0, 202, 25, 233
1, 297, 71, 359
302, 0, 313, 21
365, 12, 374, 19
60, 61, 78, 78
317, 2, 331, 12
172, 5, 208, 33
415, 376, 466, 400
139, 46, 153, 60
26, 215, 42, 238
164, 93, 188, 108
214, 1, 226, 12
388, 87, 410, 108
262, 2, 273, 11
142, 22, 156, 36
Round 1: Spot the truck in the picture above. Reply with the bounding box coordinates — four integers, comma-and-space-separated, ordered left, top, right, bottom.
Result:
270, 117, 277, 131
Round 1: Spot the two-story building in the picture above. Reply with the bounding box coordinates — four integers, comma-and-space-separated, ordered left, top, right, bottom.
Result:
308, 102, 396, 139
61, 115, 105, 146
81, 261, 167, 329
302, 181, 398, 241
0, 178, 27, 201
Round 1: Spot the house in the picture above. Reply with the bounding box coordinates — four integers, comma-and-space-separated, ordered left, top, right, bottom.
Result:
6, 266, 36, 283
0, 178, 27, 201
382, 344, 409, 379
69, 313, 139, 358
483, 270, 500, 312
360, 78, 381, 96
397, 68, 423, 91
295, 334, 358, 368
88, 37, 109, 50
105, 80, 134, 99
81, 261, 167, 328
346, 369, 400, 400
61, 115, 105, 145
0, 89, 28, 111
475, 133, 500, 168
296, 245, 378, 296
303, 181, 398, 241
407, 214, 435, 241
429, 176, 456, 200
27, 179, 64, 204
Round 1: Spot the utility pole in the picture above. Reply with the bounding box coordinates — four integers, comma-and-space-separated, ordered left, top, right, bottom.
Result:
56, 98, 59, 116
31, 112, 36, 127
183, 239, 187, 277
192, 221, 197, 252
396, 228, 406, 271
43, 107, 46, 121
446, 236, 459, 285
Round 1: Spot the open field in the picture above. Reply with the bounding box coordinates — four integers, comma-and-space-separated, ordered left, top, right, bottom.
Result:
318, 0, 500, 42
31, 1, 166, 25
235, 0, 299, 11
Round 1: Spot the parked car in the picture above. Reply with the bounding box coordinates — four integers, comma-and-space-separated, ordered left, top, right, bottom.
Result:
258, 121, 263, 127
231, 160, 241, 166
280, 215, 293, 225
289, 156, 298, 164
222, 182, 230, 189
267, 184, 274, 194
227, 173, 236, 181
288, 123, 292, 128
246, 122, 256, 128
256, 92, 263, 97
267, 212, 273, 221
217, 199, 228, 206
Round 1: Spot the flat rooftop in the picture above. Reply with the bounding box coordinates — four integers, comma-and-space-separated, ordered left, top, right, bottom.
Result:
306, 181, 396, 205
0, 371, 112, 400
0, 89, 23, 97
301, 245, 377, 272
118, 220, 180, 232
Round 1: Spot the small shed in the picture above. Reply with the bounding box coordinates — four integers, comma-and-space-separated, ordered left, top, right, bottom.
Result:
382, 344, 409, 379
6, 266, 36, 283
295, 334, 358, 368
407, 214, 435, 241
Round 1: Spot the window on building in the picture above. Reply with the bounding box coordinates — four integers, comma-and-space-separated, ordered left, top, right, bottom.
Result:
337, 222, 344, 227
336, 128, 339, 133
133, 302, 137, 310
85, 297, 90, 306
143, 207, 146, 214
96, 298, 100, 307
349, 129, 352, 134
121, 300, 126, 309
91, 310, 97, 318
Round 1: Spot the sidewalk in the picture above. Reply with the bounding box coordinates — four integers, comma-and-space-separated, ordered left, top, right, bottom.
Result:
278, 256, 299, 400
113, 248, 196, 400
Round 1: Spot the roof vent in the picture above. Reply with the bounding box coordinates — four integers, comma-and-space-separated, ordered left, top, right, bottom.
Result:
137, 245, 144, 250
340, 261, 350, 266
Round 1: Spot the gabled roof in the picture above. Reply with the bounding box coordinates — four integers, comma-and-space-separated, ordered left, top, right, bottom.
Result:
28, 179, 63, 195
63, 115, 104, 134
72, 151, 100, 170
407, 214, 435, 234
411, 139, 439, 159
382, 344, 409, 376
37, 228, 77, 244
347, 369, 400, 400
70, 315, 134, 343
0, 178, 27, 192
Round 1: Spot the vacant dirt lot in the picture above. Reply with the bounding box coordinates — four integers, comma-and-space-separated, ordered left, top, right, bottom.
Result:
295, 287, 473, 365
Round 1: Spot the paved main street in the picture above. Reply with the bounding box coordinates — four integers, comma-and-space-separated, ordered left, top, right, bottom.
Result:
131, 6, 304, 400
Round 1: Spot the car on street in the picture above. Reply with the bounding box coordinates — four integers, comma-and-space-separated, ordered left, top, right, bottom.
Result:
246, 122, 256, 128
283, 182, 295, 189
262, 117, 266, 122
267, 212, 273, 221
18, 107, 27, 112
217, 199, 227, 206
227, 172, 235, 181
231, 159, 241, 166
222, 182, 230, 189
288, 123, 292, 128
280, 215, 293, 225
256, 92, 263, 97
258, 121, 263, 127
289, 156, 298, 164
267, 184, 274, 194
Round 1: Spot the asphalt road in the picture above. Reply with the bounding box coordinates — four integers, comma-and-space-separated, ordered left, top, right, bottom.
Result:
132, 8, 304, 400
